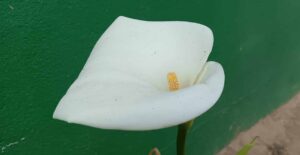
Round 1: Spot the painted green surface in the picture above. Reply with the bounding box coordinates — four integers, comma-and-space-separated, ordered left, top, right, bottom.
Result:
1, 0, 300, 154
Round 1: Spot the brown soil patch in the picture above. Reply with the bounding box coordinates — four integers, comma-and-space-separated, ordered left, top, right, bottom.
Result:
218, 93, 300, 155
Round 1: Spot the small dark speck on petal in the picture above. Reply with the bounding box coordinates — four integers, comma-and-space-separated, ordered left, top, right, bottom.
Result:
152, 51, 157, 56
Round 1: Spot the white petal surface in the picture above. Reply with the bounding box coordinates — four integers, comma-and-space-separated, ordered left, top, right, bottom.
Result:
53, 16, 224, 130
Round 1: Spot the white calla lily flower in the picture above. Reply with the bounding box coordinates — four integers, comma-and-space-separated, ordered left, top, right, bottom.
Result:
53, 16, 225, 130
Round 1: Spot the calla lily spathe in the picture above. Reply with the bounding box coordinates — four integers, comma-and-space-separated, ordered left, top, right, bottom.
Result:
53, 16, 225, 130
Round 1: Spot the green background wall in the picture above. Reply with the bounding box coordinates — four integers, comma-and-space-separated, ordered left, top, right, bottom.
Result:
1, 0, 300, 154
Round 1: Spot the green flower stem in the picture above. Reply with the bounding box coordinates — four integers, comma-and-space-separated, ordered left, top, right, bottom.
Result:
176, 120, 194, 155
236, 136, 258, 155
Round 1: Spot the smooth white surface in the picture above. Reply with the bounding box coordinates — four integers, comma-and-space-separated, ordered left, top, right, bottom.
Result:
53, 16, 225, 130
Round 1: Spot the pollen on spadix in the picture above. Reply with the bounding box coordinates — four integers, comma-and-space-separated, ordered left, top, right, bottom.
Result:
167, 72, 180, 91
